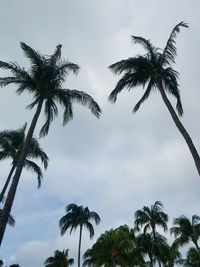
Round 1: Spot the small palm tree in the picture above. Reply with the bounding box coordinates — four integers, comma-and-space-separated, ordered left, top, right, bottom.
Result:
44, 249, 74, 267
134, 201, 168, 238
0, 123, 48, 203
59, 203, 100, 267
0, 43, 101, 245
108, 21, 200, 176
171, 215, 200, 251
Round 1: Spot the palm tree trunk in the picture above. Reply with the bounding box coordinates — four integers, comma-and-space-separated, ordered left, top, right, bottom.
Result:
0, 164, 16, 203
0, 98, 44, 246
159, 82, 200, 176
78, 225, 83, 267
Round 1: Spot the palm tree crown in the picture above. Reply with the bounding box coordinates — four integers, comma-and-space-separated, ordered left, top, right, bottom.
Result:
108, 21, 200, 176
59, 203, 100, 267
44, 249, 74, 267
171, 215, 200, 251
0, 123, 48, 188
134, 201, 168, 236
0, 42, 101, 137
109, 22, 187, 115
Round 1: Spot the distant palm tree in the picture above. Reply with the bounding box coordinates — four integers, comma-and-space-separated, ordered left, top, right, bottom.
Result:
171, 215, 200, 251
83, 226, 144, 267
136, 232, 167, 267
161, 242, 182, 267
44, 249, 74, 267
0, 43, 101, 245
0, 124, 48, 203
177, 247, 200, 267
108, 21, 200, 176
134, 201, 168, 238
59, 203, 100, 267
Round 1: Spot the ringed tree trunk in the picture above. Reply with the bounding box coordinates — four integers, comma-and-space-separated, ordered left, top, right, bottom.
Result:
158, 81, 200, 176
0, 164, 16, 203
78, 224, 83, 267
0, 98, 44, 246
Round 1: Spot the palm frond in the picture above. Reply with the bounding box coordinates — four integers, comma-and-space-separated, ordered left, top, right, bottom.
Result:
20, 42, 44, 68
133, 80, 153, 112
161, 21, 188, 65
24, 159, 43, 188
109, 56, 150, 75
39, 99, 58, 137
64, 89, 101, 121
131, 36, 156, 62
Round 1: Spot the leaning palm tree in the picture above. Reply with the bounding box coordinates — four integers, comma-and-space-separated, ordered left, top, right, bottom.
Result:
0, 123, 48, 203
44, 249, 74, 267
0, 43, 101, 245
171, 215, 200, 251
59, 203, 100, 267
134, 201, 168, 239
108, 21, 200, 176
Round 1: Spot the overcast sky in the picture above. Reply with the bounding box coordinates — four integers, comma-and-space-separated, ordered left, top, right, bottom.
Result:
0, 0, 200, 266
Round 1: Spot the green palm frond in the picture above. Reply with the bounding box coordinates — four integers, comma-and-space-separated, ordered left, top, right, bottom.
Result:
65, 89, 101, 120
161, 21, 188, 65
20, 42, 44, 68
131, 36, 156, 62
133, 79, 154, 112
24, 159, 43, 188
39, 99, 58, 137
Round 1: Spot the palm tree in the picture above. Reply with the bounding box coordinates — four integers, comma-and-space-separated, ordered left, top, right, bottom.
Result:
0, 43, 101, 245
161, 242, 182, 267
171, 215, 200, 251
83, 226, 144, 267
136, 232, 168, 267
0, 124, 48, 203
59, 203, 100, 267
134, 201, 168, 239
108, 21, 200, 176
44, 249, 74, 267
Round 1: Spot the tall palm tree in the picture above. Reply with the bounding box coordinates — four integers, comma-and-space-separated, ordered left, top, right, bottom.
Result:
0, 43, 101, 245
108, 21, 200, 176
59, 203, 100, 267
171, 215, 200, 251
134, 201, 168, 239
44, 249, 74, 267
0, 124, 48, 203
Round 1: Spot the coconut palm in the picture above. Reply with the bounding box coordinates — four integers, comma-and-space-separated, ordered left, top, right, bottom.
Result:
0, 43, 101, 245
59, 203, 100, 267
161, 242, 182, 267
44, 249, 74, 267
134, 201, 168, 238
0, 123, 48, 203
171, 215, 200, 251
108, 21, 200, 176
136, 232, 168, 267
83, 226, 144, 267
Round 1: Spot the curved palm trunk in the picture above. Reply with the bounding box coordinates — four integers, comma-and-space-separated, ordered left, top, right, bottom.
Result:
0, 98, 44, 246
159, 82, 200, 176
0, 164, 16, 203
78, 225, 83, 267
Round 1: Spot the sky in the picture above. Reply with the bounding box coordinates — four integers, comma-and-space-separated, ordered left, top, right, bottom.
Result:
0, 0, 200, 266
